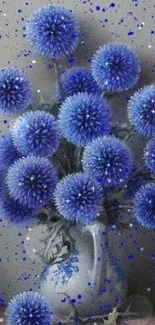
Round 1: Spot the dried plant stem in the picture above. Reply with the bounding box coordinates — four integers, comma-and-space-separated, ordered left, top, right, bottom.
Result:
52, 312, 139, 325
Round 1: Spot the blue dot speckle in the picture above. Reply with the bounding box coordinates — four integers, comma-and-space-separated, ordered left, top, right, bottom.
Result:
128, 30, 134, 36
71, 298, 76, 303
110, 3, 115, 7
128, 254, 135, 260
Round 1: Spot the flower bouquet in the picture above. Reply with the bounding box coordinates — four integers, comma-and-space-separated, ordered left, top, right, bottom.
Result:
0, 4, 154, 325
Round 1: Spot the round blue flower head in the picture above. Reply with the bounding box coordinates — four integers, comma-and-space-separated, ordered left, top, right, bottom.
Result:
55, 172, 103, 224
0, 68, 32, 113
0, 134, 21, 172
11, 110, 60, 157
134, 183, 155, 230
56, 66, 99, 102
91, 43, 140, 93
58, 92, 112, 146
27, 5, 80, 59
7, 291, 53, 325
128, 85, 155, 136
0, 187, 37, 227
7, 155, 57, 209
82, 136, 133, 187
144, 138, 155, 173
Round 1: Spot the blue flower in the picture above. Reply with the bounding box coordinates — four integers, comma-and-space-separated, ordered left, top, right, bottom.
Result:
0, 186, 37, 227
82, 136, 133, 187
11, 110, 60, 157
134, 183, 155, 230
0, 134, 21, 172
7, 155, 57, 209
7, 291, 53, 325
56, 66, 99, 102
128, 85, 155, 136
55, 172, 103, 224
91, 43, 140, 93
58, 92, 112, 146
144, 138, 155, 173
27, 5, 80, 59
0, 68, 32, 113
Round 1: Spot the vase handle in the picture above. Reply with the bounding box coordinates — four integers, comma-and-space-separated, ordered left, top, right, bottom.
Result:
84, 221, 107, 295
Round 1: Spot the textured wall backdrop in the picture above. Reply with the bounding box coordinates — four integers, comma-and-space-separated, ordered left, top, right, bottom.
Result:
0, 0, 155, 312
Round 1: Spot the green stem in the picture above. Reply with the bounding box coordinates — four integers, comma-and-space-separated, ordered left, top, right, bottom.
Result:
118, 204, 133, 210
105, 206, 119, 213
53, 157, 66, 176
106, 204, 132, 212
141, 172, 155, 181
123, 133, 130, 141
101, 91, 117, 99
59, 145, 72, 173
113, 123, 135, 141
110, 164, 146, 199
53, 61, 66, 100
75, 147, 83, 171
126, 165, 146, 183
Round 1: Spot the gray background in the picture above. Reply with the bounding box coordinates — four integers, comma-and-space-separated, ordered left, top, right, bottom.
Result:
0, 0, 155, 314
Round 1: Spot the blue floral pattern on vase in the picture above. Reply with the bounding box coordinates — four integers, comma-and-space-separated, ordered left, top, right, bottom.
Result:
40, 249, 79, 286
40, 265, 51, 284
50, 249, 79, 285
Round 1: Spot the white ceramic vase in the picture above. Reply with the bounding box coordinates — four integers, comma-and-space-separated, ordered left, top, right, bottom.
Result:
39, 221, 127, 318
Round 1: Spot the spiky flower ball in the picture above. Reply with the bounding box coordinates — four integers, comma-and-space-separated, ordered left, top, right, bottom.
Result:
7, 155, 57, 209
134, 183, 155, 230
56, 66, 99, 102
0, 187, 37, 227
58, 92, 112, 146
0, 134, 21, 172
144, 138, 155, 173
7, 291, 53, 325
128, 85, 155, 136
27, 5, 80, 59
91, 43, 140, 93
0, 68, 32, 113
55, 172, 103, 224
11, 110, 60, 157
82, 136, 133, 187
